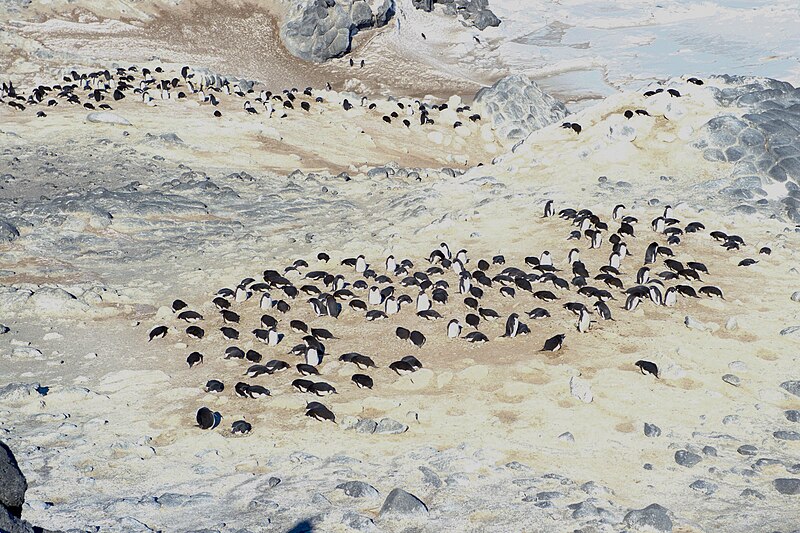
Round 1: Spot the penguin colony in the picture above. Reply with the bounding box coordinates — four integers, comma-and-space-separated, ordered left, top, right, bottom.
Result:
147, 202, 767, 435
0, 65, 480, 129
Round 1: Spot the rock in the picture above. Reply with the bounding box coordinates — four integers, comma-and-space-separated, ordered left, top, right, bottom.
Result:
268, 476, 281, 488
374, 418, 408, 435
774, 430, 800, 441
341, 511, 377, 531
623, 503, 673, 532
10, 347, 43, 360
336, 481, 380, 498
773, 478, 800, 495
644, 423, 662, 438
569, 375, 593, 403
728, 360, 747, 372
737, 445, 758, 456
0, 324, 8, 334
702, 446, 717, 457
779, 326, 800, 337
378, 488, 428, 518
722, 374, 741, 387
690, 479, 718, 495
558, 431, 574, 442
0, 441, 27, 516
684, 315, 715, 331
741, 488, 766, 500
674, 450, 702, 468
473, 74, 568, 144
0, 220, 20, 242
280, 0, 395, 63
0, 383, 43, 403
418, 466, 443, 488
86, 112, 131, 125
785, 410, 800, 422
781, 381, 800, 398
354, 418, 377, 434
791, 291, 800, 302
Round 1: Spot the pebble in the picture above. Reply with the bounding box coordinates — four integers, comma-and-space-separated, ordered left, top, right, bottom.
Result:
741, 488, 766, 500
689, 479, 718, 495
558, 431, 575, 442
792, 291, 800, 302
728, 361, 747, 372
418, 466, 443, 488
623, 503, 673, 532
722, 415, 740, 425
374, 418, 408, 435
569, 376, 593, 403
267, 476, 281, 488
785, 410, 800, 423
773, 430, 800, 441
702, 446, 717, 457
336, 481, 380, 498
724, 317, 738, 330
378, 488, 428, 518
644, 423, 662, 438
737, 445, 758, 456
722, 374, 741, 387
674, 450, 702, 468
341, 511, 377, 531
773, 478, 800, 495
354, 419, 378, 434
781, 381, 800, 398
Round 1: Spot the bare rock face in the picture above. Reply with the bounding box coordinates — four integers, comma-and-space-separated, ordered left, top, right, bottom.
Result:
694, 75, 800, 221
412, 0, 500, 30
474, 74, 569, 144
280, 0, 396, 63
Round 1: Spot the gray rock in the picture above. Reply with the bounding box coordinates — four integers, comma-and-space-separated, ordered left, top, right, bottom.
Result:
738, 445, 758, 456
0, 383, 44, 403
774, 430, 800, 441
741, 488, 766, 500
341, 511, 377, 531
644, 423, 662, 438
792, 291, 800, 302
0, 441, 27, 515
375, 418, 408, 435
689, 479, 718, 495
774, 478, 800, 495
623, 503, 673, 532
474, 74, 568, 143
418, 466, 443, 488
378, 488, 428, 518
785, 410, 800, 422
0, 508, 35, 533
354, 419, 377, 434
779, 326, 800, 336
558, 431, 574, 442
335, 481, 380, 498
781, 381, 800, 397
86, 112, 131, 125
0, 220, 20, 242
722, 374, 741, 387
268, 476, 281, 488
723, 415, 740, 425
702, 446, 717, 457
280, 0, 394, 63
674, 450, 702, 468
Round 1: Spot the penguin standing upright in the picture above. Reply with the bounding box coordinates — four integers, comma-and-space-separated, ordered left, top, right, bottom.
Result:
447, 319, 462, 338
543, 200, 554, 217
503, 313, 520, 338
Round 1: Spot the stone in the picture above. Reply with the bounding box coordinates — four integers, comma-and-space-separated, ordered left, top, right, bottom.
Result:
341, 511, 377, 531
558, 431, 574, 442
378, 488, 428, 518
0, 220, 20, 242
418, 466, 443, 488
569, 375, 593, 403
86, 112, 131, 125
623, 503, 673, 532
722, 374, 741, 387
374, 418, 408, 435
674, 450, 702, 468
702, 446, 717, 457
644, 423, 662, 437
684, 315, 714, 331
791, 291, 800, 302
728, 361, 747, 372
774, 478, 800, 495
690, 479, 718, 495
741, 488, 766, 500
785, 410, 800, 422
354, 418, 377, 434
780, 381, 800, 398
774, 430, 800, 441
0, 383, 44, 403
0, 441, 27, 516
737, 445, 758, 456
336, 481, 380, 498
473, 74, 568, 144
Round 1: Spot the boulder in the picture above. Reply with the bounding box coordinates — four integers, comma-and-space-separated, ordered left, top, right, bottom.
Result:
0, 441, 27, 516
623, 503, 673, 532
474, 74, 568, 144
379, 488, 428, 518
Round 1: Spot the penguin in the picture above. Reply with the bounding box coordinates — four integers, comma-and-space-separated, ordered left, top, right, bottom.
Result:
305, 347, 322, 366
465, 313, 480, 328
590, 231, 603, 249
225, 346, 245, 360
352, 374, 373, 389
502, 313, 520, 338
246, 364, 270, 378
541, 334, 566, 352
738, 258, 757, 267
305, 403, 335, 422
296, 363, 319, 376
220, 327, 239, 340
636, 267, 650, 284
526, 308, 551, 319
648, 285, 663, 305
204, 380, 224, 393
196, 407, 216, 429
699, 286, 724, 299
614, 204, 626, 220
231, 420, 252, 435
265, 359, 290, 373
365, 310, 387, 321
439, 242, 452, 260
539, 251, 553, 267
465, 331, 489, 343
186, 326, 205, 339
447, 319, 462, 338
543, 200, 554, 218
635, 360, 659, 378
246, 385, 270, 399
148, 325, 168, 341
409, 330, 426, 348
663, 286, 677, 307
355, 255, 367, 273
395, 327, 411, 341
292, 379, 315, 393
386, 255, 397, 273
402, 355, 423, 370
245, 349, 262, 363
235, 285, 250, 302
575, 307, 591, 333
567, 248, 580, 264
416, 292, 431, 312
479, 307, 501, 320
178, 310, 203, 322
624, 294, 642, 311
311, 382, 337, 396
389, 360, 417, 375
186, 352, 203, 367
593, 300, 614, 320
